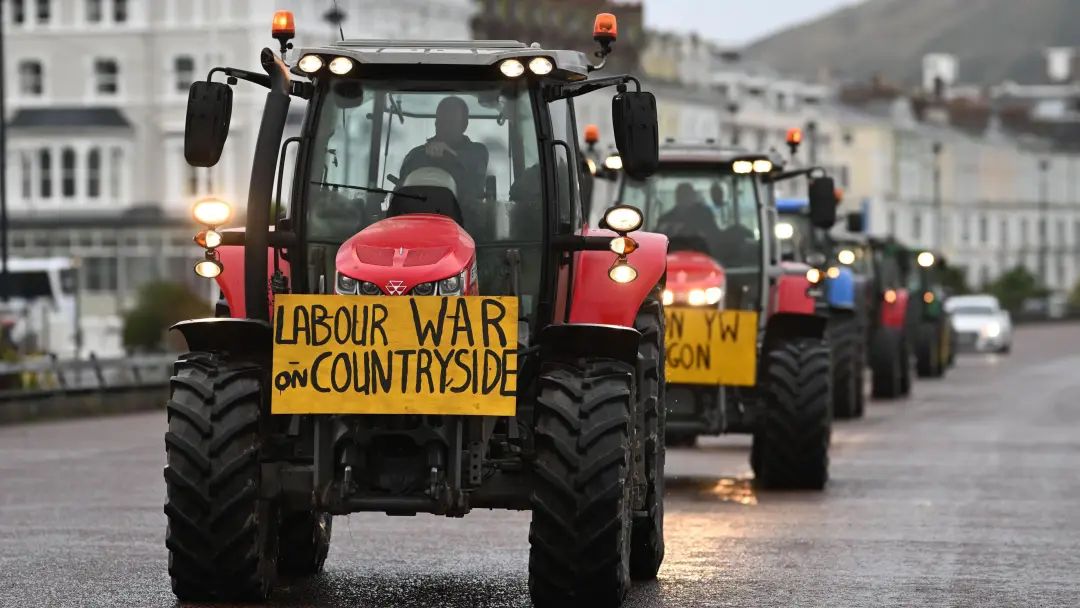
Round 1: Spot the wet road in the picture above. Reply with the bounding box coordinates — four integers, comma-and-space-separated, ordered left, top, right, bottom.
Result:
3, 324, 1080, 607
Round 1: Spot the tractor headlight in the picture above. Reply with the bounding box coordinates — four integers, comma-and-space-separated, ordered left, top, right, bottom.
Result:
192, 197, 232, 227
688, 288, 707, 307
806, 268, 822, 284
838, 249, 855, 265
774, 222, 794, 240
528, 56, 553, 75
411, 281, 436, 296
335, 273, 358, 294
604, 205, 643, 233
194, 229, 223, 249
732, 160, 754, 174
662, 289, 674, 306
298, 54, 324, 73
359, 280, 382, 295
753, 159, 773, 173
827, 266, 841, 279
705, 286, 724, 305
917, 251, 935, 267
603, 155, 623, 170
499, 59, 525, 78
437, 271, 466, 295
328, 56, 353, 75
194, 257, 222, 279
608, 260, 638, 283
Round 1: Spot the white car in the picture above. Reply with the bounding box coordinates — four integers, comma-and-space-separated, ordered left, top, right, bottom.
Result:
945, 294, 1012, 353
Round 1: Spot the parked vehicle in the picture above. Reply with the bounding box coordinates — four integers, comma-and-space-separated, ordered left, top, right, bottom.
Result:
167, 11, 669, 607
946, 294, 1012, 353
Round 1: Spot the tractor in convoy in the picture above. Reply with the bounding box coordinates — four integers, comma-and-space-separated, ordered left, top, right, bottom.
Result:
774, 196, 864, 419
168, 11, 668, 607
606, 141, 838, 489
908, 249, 955, 377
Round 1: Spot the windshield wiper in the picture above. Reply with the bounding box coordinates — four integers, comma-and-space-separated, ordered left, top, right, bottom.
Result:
310, 180, 426, 201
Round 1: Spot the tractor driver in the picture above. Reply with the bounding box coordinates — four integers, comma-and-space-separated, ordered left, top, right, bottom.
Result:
399, 96, 489, 203
656, 182, 724, 255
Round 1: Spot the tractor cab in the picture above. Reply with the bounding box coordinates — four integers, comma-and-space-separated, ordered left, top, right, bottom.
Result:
167, 11, 671, 607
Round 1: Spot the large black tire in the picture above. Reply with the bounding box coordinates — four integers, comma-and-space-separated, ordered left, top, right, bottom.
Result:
870, 328, 904, 399
752, 338, 832, 490
164, 352, 278, 601
915, 322, 944, 378
529, 359, 635, 608
828, 315, 861, 420
278, 511, 332, 576
630, 301, 665, 580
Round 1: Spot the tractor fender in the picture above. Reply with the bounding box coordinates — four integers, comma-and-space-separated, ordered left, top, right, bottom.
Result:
771, 272, 816, 316
171, 318, 273, 353
568, 229, 668, 328
214, 240, 290, 319
539, 323, 641, 367
881, 288, 910, 329
825, 266, 856, 310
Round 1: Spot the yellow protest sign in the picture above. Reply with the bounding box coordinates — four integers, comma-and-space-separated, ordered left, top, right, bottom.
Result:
271, 295, 518, 416
665, 308, 759, 386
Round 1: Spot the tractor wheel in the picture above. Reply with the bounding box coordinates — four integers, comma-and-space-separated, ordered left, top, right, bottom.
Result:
828, 315, 860, 420
852, 337, 867, 417
899, 333, 912, 394
630, 301, 665, 580
529, 358, 634, 608
164, 352, 278, 602
751, 338, 832, 490
278, 511, 332, 576
870, 328, 904, 399
915, 322, 941, 378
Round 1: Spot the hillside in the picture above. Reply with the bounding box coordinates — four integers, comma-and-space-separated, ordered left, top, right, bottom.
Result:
745, 0, 1080, 85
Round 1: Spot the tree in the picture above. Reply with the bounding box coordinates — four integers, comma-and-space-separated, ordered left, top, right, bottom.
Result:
122, 282, 210, 352
984, 266, 1048, 314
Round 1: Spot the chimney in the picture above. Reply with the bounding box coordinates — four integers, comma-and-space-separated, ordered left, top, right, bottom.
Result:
922, 53, 958, 97
1045, 47, 1074, 82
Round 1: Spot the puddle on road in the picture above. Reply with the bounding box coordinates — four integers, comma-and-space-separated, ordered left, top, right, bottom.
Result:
665, 475, 757, 505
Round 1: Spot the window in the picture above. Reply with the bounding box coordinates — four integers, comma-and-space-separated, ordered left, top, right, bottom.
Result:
979, 215, 988, 244
913, 213, 922, 240
61, 147, 76, 197
94, 58, 119, 95
86, 0, 101, 22
36, 0, 49, 23
12, 0, 25, 24
85, 257, 118, 291
1001, 219, 1009, 247
87, 148, 101, 198
185, 165, 199, 196
18, 60, 42, 96
19, 152, 31, 199
1021, 218, 1029, 246
109, 147, 122, 197
39, 149, 51, 198
174, 55, 195, 92
887, 210, 897, 236
114, 0, 127, 22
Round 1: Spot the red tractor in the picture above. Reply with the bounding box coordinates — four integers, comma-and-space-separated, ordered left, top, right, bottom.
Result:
608, 142, 837, 489
168, 12, 668, 607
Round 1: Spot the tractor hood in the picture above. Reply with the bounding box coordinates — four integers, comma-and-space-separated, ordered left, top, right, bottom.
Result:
667, 251, 725, 292
335, 214, 474, 295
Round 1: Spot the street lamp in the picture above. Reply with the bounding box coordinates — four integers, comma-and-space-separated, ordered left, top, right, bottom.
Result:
932, 141, 943, 250
1038, 158, 1050, 286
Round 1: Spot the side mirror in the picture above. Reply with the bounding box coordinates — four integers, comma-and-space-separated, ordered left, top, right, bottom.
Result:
846, 211, 865, 233
184, 81, 233, 167
611, 91, 659, 180
808, 176, 837, 229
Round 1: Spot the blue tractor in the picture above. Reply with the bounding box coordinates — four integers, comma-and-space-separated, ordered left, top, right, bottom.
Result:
775, 198, 865, 419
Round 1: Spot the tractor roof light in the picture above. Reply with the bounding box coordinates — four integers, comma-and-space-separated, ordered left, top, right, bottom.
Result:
329, 56, 354, 75
604, 154, 623, 170
917, 251, 936, 268
838, 249, 856, 265
528, 56, 554, 75
499, 59, 525, 78
609, 259, 638, 284
584, 123, 600, 145
775, 222, 794, 240
594, 13, 618, 43
806, 268, 822, 284
272, 10, 296, 40
609, 236, 638, 255
192, 197, 232, 227
753, 159, 774, 174
786, 128, 803, 146
298, 54, 324, 74
732, 160, 754, 174
604, 205, 643, 233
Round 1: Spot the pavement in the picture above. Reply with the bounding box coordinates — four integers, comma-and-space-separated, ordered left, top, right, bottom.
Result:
2, 324, 1079, 607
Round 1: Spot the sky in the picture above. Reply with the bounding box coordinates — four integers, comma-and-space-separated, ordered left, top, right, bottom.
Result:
639, 0, 862, 45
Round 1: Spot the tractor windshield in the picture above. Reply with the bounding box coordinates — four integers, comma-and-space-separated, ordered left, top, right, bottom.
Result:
621, 169, 761, 269
303, 79, 545, 306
